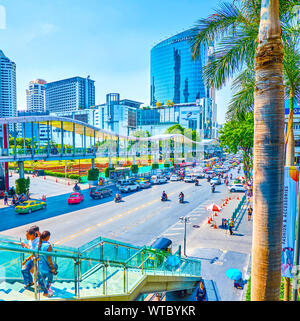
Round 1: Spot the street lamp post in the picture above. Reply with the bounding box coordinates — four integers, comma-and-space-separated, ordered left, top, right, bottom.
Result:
179, 216, 190, 256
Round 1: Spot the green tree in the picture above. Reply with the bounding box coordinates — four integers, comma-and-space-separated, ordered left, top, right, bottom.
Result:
219, 112, 254, 181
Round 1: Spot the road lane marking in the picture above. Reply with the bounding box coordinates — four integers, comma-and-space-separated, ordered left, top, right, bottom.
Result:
53, 183, 206, 245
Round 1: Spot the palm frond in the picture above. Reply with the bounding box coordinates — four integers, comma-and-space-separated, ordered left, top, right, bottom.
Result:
226, 68, 255, 121
190, 1, 246, 60
202, 29, 257, 89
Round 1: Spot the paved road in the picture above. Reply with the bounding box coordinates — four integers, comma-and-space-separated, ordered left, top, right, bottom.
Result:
0, 175, 232, 248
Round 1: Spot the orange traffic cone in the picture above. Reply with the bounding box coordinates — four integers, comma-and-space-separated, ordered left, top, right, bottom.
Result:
214, 211, 218, 216
229, 196, 231, 200
213, 221, 217, 229
237, 195, 240, 200
208, 217, 211, 224
56, 178, 58, 183
44, 176, 46, 180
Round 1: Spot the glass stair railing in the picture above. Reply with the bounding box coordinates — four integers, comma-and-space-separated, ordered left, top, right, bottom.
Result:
0, 235, 201, 301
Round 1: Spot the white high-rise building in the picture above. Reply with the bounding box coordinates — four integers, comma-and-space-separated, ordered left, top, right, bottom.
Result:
0, 50, 17, 118
26, 79, 47, 112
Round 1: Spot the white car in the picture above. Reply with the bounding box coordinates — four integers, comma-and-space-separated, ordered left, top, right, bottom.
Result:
211, 177, 221, 185
170, 175, 179, 181
184, 176, 195, 183
118, 182, 139, 193
228, 184, 246, 193
151, 175, 168, 184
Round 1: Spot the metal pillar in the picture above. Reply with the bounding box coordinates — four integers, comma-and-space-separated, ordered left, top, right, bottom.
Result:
91, 158, 95, 169
60, 121, 64, 157
3, 124, 9, 190
83, 127, 86, 156
47, 121, 50, 157
31, 122, 35, 156
18, 161, 24, 179
72, 123, 76, 157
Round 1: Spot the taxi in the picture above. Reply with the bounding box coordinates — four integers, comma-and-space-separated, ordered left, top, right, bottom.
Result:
15, 200, 46, 214
68, 192, 84, 204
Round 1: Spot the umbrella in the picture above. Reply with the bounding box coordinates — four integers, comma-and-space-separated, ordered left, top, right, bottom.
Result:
226, 268, 242, 280
206, 203, 221, 212
236, 176, 245, 181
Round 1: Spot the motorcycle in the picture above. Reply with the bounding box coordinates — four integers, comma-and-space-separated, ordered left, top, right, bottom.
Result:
161, 194, 168, 201
211, 185, 215, 193
195, 180, 199, 186
207, 177, 211, 182
114, 196, 122, 203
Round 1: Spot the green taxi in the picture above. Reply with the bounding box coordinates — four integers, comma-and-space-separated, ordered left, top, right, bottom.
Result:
15, 200, 46, 214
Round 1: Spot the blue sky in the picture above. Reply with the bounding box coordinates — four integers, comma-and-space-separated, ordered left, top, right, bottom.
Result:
0, 0, 232, 124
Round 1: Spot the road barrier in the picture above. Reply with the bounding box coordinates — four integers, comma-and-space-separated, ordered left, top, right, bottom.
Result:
231, 193, 247, 221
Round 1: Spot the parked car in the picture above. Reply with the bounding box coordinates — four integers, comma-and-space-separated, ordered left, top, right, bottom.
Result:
228, 184, 246, 193
90, 187, 113, 199
118, 182, 139, 193
15, 200, 46, 214
151, 175, 168, 184
170, 175, 180, 181
184, 176, 195, 183
68, 192, 84, 204
211, 177, 221, 185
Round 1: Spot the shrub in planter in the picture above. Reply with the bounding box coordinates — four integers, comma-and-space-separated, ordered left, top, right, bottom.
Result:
88, 168, 99, 185
104, 166, 114, 178
164, 162, 170, 168
15, 178, 28, 195
152, 163, 159, 170
67, 174, 80, 180
87, 168, 99, 181
131, 165, 139, 174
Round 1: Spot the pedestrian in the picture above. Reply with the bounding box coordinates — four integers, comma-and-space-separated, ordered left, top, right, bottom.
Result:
228, 219, 234, 235
195, 281, 207, 301
248, 206, 253, 221
37, 230, 57, 297
4, 193, 8, 206
21, 228, 40, 288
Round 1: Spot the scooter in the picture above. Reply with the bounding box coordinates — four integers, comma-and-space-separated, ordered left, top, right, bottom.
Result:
114, 197, 122, 203
161, 195, 168, 201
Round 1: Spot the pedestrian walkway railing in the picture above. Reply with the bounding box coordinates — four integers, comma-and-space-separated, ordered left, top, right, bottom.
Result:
0, 234, 201, 300
231, 193, 247, 221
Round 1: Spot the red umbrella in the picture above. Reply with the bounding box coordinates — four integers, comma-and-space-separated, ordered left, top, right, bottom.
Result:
206, 204, 221, 212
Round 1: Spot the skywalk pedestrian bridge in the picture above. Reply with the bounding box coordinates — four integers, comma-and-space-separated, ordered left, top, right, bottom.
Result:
0, 235, 202, 301
0, 116, 209, 166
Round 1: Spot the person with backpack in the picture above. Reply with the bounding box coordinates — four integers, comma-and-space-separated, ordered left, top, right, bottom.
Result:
37, 230, 57, 297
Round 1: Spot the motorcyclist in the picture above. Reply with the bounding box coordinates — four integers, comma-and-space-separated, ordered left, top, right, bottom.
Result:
115, 193, 122, 202
74, 182, 81, 192
179, 192, 184, 203
211, 183, 216, 193
161, 191, 167, 201
195, 179, 199, 186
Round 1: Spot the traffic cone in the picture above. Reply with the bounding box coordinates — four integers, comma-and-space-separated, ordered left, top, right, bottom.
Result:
214, 211, 218, 216
229, 196, 231, 200
56, 178, 58, 183
44, 176, 46, 180
213, 221, 217, 229
208, 217, 211, 224
237, 195, 239, 200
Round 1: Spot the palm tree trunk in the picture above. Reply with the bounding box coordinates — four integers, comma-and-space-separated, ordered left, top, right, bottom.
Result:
251, 0, 285, 301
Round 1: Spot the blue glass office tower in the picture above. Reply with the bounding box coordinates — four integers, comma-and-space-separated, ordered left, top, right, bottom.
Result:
150, 29, 209, 106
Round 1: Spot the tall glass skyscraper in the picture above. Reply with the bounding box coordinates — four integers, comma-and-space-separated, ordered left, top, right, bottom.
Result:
150, 29, 209, 106
0, 50, 17, 118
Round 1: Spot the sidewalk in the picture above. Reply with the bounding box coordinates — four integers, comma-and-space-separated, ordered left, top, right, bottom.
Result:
156, 192, 253, 301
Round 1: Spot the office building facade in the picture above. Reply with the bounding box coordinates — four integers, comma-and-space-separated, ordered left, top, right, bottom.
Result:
26, 79, 47, 112
45, 76, 95, 114
150, 29, 209, 106
0, 50, 17, 119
